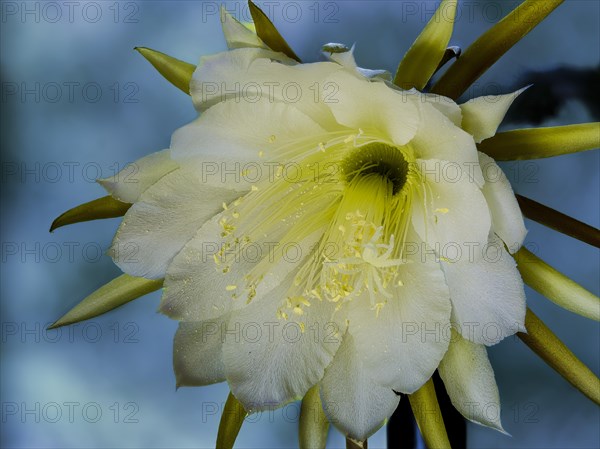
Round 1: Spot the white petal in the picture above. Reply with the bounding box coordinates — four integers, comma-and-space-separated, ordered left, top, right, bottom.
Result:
190, 47, 292, 111
173, 315, 230, 387
170, 98, 327, 191
109, 168, 239, 279
161, 216, 323, 322
411, 158, 491, 252
98, 149, 178, 203
441, 237, 527, 345
222, 274, 344, 411
328, 45, 390, 80
460, 88, 528, 143
421, 93, 462, 126
220, 7, 268, 50
411, 103, 483, 186
479, 152, 527, 252
347, 250, 452, 393
320, 333, 400, 441
438, 331, 506, 432
190, 48, 343, 129
327, 71, 419, 145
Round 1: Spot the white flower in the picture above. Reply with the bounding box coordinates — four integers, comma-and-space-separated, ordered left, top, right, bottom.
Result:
100, 13, 528, 441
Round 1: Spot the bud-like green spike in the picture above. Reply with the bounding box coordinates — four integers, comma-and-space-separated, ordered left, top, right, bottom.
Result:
248, 0, 301, 62
50, 195, 131, 232
517, 195, 600, 248
409, 378, 452, 449
431, 0, 564, 99
216, 392, 247, 449
299, 385, 329, 449
394, 0, 458, 91
49, 274, 163, 329
515, 248, 600, 321
478, 123, 600, 161
518, 308, 600, 405
135, 47, 196, 95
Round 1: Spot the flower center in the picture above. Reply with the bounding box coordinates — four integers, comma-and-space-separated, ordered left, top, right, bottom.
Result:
342, 142, 410, 195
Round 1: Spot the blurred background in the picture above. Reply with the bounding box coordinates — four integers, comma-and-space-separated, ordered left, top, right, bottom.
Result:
1, 1, 598, 448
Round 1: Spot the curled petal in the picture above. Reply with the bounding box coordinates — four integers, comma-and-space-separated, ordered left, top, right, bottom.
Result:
479, 152, 527, 252
460, 88, 528, 143
438, 330, 506, 432
98, 149, 178, 203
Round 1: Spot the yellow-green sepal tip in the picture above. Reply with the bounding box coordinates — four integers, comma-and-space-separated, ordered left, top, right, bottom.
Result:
49, 274, 163, 330
50, 195, 131, 232
216, 392, 247, 449
432, 0, 564, 99
409, 378, 452, 449
135, 47, 196, 95
394, 0, 458, 91
299, 385, 329, 449
515, 248, 600, 321
479, 123, 600, 161
248, 0, 301, 62
518, 308, 600, 405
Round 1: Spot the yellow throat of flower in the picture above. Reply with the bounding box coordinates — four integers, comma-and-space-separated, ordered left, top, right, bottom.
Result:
215, 133, 421, 318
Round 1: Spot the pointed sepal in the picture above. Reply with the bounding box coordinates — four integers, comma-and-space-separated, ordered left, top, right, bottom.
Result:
515, 248, 600, 321
135, 47, 196, 95
478, 123, 600, 160
216, 392, 247, 449
299, 385, 329, 449
409, 378, 452, 449
49, 274, 163, 329
50, 195, 131, 232
248, 0, 301, 62
518, 308, 600, 405
431, 0, 564, 99
394, 0, 458, 91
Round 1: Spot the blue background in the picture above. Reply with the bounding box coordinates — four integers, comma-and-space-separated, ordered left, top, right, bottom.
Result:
1, 1, 599, 448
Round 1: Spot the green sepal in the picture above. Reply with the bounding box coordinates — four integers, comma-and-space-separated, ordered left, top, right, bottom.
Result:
431, 0, 564, 99
50, 195, 131, 232
248, 0, 301, 62
517, 195, 600, 248
299, 385, 329, 449
216, 392, 247, 449
135, 47, 196, 95
515, 248, 600, 321
478, 123, 599, 160
394, 0, 458, 91
409, 378, 452, 449
49, 274, 163, 329
518, 308, 600, 405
